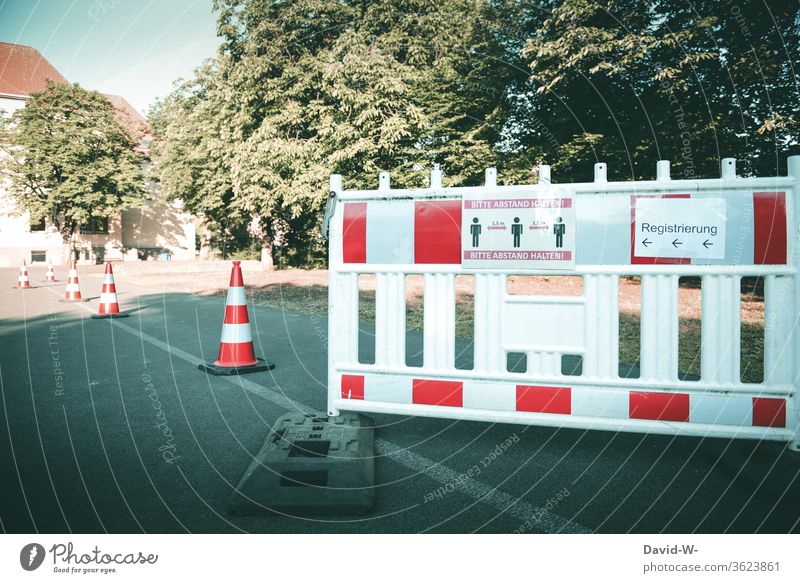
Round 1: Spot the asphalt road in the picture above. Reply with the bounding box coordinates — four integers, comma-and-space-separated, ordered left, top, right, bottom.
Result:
1, 265, 798, 533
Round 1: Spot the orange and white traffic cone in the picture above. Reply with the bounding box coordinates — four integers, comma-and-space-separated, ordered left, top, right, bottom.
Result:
45, 259, 56, 282
92, 262, 128, 319
17, 260, 31, 288
199, 260, 274, 375
64, 261, 82, 301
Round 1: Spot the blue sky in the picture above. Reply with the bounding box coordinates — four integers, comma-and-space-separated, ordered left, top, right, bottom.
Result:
0, 0, 220, 114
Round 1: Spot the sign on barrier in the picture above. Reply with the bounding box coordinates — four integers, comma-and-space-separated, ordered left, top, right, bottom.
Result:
326, 158, 800, 451
461, 191, 576, 268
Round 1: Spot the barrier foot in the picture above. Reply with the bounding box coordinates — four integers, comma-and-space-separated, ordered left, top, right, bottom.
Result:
228, 412, 374, 516
91, 313, 130, 319
198, 358, 275, 376
788, 440, 800, 453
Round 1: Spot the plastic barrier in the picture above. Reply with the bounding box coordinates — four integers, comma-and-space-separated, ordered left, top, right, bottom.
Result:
325, 157, 800, 450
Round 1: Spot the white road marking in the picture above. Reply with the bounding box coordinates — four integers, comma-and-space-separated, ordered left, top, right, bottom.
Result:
43, 284, 590, 533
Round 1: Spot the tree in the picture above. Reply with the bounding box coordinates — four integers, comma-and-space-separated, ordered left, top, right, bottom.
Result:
1, 81, 145, 254
150, 0, 512, 265
149, 63, 237, 260
151, 0, 798, 267
513, 0, 799, 181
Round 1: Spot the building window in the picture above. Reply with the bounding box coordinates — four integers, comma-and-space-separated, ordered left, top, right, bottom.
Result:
30, 216, 46, 231
31, 250, 47, 263
82, 216, 109, 234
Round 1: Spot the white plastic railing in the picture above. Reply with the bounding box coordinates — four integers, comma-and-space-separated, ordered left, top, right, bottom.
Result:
326, 157, 800, 450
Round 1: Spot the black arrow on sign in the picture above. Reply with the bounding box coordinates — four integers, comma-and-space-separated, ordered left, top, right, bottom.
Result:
642, 238, 652, 247
702, 239, 713, 249
672, 239, 682, 248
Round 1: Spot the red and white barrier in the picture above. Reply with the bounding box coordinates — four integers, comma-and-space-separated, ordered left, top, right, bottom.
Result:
199, 260, 274, 375
326, 158, 800, 451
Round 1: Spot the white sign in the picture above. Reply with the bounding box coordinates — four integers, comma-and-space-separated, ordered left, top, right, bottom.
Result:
461, 192, 576, 269
633, 197, 726, 260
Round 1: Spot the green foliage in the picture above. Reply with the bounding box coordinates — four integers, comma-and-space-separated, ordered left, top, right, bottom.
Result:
515, 0, 800, 180
1, 81, 145, 243
151, 0, 799, 265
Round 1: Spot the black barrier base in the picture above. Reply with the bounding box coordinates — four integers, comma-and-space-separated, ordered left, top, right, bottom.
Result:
91, 312, 130, 319
198, 358, 275, 376
228, 412, 375, 516
11, 286, 36, 289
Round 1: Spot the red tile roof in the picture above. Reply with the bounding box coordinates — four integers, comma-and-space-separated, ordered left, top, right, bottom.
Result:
0, 42, 151, 138
102, 93, 151, 137
0, 41, 68, 96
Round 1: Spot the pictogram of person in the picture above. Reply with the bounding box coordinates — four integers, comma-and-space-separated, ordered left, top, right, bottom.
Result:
512, 217, 522, 248
470, 217, 482, 247
553, 216, 565, 248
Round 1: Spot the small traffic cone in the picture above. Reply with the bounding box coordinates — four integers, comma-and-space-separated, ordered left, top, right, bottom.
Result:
17, 260, 31, 288
92, 262, 128, 319
64, 261, 82, 301
199, 260, 274, 375
45, 259, 56, 282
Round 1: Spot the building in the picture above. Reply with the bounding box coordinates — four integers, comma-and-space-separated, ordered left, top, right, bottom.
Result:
0, 41, 195, 267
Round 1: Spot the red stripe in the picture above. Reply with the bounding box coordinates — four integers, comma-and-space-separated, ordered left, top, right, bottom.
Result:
629, 391, 690, 422
216, 342, 257, 367
630, 194, 692, 265
101, 283, 116, 293
516, 385, 571, 414
414, 201, 462, 264
343, 202, 367, 263
753, 192, 787, 265
224, 304, 250, 324
99, 303, 119, 314
229, 261, 244, 287
752, 397, 786, 428
341, 374, 365, 400
412, 379, 462, 407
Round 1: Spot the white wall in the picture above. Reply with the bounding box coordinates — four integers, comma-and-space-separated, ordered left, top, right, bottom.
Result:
0, 95, 26, 118
122, 198, 195, 260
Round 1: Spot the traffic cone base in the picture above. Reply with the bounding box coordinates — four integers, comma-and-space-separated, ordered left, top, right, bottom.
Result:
91, 312, 130, 319
200, 260, 274, 376
198, 358, 274, 376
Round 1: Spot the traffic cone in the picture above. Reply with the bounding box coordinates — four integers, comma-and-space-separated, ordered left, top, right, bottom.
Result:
64, 261, 82, 301
92, 262, 128, 319
45, 259, 56, 282
17, 260, 31, 288
199, 260, 274, 375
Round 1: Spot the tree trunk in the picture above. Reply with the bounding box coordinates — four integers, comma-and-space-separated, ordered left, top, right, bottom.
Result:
69, 230, 77, 264
261, 237, 274, 270
198, 217, 213, 260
